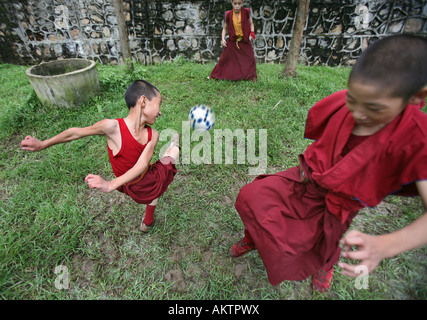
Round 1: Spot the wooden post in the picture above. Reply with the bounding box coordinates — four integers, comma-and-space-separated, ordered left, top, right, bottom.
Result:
282, 0, 310, 77
113, 0, 133, 69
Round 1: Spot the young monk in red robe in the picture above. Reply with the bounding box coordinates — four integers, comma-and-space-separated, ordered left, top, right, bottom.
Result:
209, 0, 257, 81
230, 34, 427, 292
20, 80, 179, 233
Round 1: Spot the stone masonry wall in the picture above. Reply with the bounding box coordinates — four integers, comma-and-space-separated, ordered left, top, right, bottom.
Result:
0, 0, 426, 66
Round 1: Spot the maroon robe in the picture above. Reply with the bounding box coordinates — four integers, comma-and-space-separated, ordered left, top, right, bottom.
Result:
108, 118, 177, 204
210, 8, 257, 81
118, 157, 177, 204
235, 90, 427, 285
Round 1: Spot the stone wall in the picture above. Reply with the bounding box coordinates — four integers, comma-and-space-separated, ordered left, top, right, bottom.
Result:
1, 0, 426, 66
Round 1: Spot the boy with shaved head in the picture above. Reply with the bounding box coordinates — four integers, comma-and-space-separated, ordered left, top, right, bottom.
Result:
230, 34, 427, 292
21, 80, 179, 233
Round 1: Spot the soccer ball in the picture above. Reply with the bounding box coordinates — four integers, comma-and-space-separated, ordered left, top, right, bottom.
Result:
188, 104, 215, 131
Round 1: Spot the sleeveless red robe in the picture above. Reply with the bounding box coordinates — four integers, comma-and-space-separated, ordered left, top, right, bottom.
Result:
210, 7, 257, 81
108, 118, 177, 204
235, 90, 427, 285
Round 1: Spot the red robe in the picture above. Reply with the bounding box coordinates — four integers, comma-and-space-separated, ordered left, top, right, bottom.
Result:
235, 90, 427, 285
210, 8, 257, 81
108, 118, 177, 204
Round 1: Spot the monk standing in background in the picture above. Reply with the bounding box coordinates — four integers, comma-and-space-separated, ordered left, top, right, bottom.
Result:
230, 34, 427, 292
209, 0, 257, 81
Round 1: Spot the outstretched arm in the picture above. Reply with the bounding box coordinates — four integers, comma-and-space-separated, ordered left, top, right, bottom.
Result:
85, 129, 159, 193
20, 119, 115, 152
339, 180, 427, 277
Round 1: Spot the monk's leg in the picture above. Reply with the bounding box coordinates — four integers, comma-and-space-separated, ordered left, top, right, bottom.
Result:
140, 198, 158, 232
140, 135, 180, 233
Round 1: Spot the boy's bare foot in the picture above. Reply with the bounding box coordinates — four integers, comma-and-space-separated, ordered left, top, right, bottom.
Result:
160, 134, 180, 165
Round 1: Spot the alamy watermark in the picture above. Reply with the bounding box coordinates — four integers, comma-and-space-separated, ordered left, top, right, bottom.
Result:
53, 264, 369, 291
159, 121, 268, 175
52, 123, 371, 292
54, 265, 69, 290
355, 265, 369, 290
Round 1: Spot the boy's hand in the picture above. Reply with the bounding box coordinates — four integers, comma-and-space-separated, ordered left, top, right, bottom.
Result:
222, 38, 227, 47
338, 230, 384, 277
85, 174, 113, 193
20, 136, 44, 152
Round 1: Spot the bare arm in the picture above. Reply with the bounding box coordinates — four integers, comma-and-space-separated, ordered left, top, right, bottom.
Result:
249, 12, 254, 33
85, 129, 159, 193
339, 180, 427, 277
221, 22, 228, 47
20, 119, 116, 151
249, 16, 255, 40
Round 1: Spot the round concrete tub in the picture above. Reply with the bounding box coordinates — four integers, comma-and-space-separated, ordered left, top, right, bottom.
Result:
26, 59, 100, 108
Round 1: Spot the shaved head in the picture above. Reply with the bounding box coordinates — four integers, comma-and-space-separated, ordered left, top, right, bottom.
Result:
349, 34, 427, 101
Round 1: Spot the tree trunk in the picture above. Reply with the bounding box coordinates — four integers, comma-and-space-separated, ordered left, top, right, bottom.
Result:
113, 0, 133, 69
282, 0, 310, 77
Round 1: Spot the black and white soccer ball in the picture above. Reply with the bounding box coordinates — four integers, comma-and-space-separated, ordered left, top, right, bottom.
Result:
188, 104, 216, 131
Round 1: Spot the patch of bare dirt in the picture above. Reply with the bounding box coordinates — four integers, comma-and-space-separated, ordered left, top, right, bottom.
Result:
165, 268, 187, 293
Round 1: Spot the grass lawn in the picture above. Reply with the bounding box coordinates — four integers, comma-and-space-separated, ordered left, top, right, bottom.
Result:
0, 60, 426, 300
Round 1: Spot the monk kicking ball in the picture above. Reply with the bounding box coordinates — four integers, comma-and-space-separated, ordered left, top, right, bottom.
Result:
20, 80, 179, 233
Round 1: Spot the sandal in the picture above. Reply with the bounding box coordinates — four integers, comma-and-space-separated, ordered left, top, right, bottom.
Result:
139, 221, 153, 233
312, 266, 334, 292
229, 238, 256, 258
